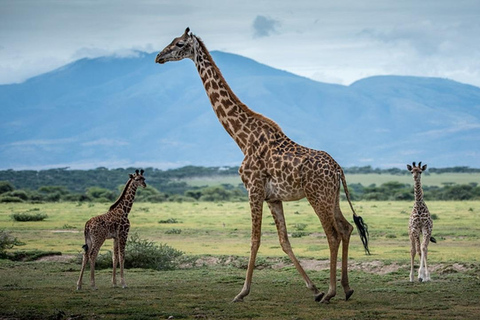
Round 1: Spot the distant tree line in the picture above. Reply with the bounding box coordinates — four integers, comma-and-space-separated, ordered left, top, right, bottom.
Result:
343, 165, 480, 175
346, 181, 480, 201
0, 166, 479, 203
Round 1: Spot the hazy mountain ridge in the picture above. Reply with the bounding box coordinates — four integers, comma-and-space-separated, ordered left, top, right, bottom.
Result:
1, 51, 479, 170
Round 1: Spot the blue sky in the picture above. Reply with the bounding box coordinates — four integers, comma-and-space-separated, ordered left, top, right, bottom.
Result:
1, 0, 480, 87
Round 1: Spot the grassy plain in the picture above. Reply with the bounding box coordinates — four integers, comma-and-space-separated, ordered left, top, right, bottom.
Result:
1, 199, 480, 319
1, 201, 479, 262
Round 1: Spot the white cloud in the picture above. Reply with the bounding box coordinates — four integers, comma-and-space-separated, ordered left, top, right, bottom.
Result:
81, 139, 129, 147
8, 138, 76, 146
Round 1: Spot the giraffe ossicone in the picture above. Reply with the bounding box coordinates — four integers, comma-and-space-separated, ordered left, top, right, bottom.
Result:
76, 169, 146, 290
407, 162, 435, 282
155, 28, 370, 304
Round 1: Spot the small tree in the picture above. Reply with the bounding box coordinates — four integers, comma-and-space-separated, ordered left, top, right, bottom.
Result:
0, 230, 24, 258
0, 181, 14, 194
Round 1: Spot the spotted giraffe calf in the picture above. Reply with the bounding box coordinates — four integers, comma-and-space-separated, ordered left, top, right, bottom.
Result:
77, 170, 146, 290
407, 162, 436, 282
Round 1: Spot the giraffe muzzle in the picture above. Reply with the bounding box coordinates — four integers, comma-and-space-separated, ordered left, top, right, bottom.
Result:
155, 55, 165, 64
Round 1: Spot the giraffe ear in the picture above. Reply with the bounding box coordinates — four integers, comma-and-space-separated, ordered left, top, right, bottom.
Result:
407, 164, 412, 171
421, 164, 427, 171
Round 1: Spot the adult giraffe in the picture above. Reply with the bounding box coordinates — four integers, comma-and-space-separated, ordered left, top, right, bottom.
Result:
155, 28, 369, 303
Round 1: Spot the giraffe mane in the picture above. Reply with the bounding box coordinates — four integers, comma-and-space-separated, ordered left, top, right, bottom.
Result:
194, 36, 284, 133
109, 176, 133, 211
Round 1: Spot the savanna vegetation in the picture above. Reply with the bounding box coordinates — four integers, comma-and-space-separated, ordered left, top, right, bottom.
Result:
1, 166, 480, 204
1, 167, 479, 319
1, 197, 480, 319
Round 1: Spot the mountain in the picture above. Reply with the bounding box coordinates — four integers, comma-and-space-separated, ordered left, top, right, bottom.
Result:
1, 51, 480, 170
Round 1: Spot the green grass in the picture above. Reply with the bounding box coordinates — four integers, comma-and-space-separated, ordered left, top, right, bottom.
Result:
0, 259, 479, 319
1, 200, 480, 319
1, 201, 479, 262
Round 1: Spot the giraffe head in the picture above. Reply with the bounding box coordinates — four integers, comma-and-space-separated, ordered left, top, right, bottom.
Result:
130, 169, 147, 189
155, 27, 194, 64
407, 161, 427, 177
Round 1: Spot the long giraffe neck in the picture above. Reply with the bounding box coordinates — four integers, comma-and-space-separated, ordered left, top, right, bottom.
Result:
109, 179, 138, 215
413, 174, 424, 203
192, 36, 284, 154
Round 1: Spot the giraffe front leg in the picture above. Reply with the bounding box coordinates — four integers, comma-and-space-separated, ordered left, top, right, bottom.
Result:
119, 236, 128, 288
419, 240, 430, 282
409, 237, 416, 282
233, 195, 263, 302
112, 239, 119, 287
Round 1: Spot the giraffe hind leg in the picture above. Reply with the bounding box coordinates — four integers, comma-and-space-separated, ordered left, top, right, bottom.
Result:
335, 205, 355, 300
307, 198, 342, 303
77, 248, 89, 290
268, 201, 320, 298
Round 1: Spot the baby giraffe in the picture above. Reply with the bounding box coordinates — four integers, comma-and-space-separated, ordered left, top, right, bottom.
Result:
407, 162, 436, 282
77, 169, 146, 290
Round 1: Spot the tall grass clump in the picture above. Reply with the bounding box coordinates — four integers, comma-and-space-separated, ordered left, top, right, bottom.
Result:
82, 233, 184, 271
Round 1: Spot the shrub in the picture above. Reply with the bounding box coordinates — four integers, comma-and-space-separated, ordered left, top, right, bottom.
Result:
78, 233, 184, 271
125, 233, 183, 270
0, 181, 14, 194
165, 228, 182, 234
294, 223, 307, 231
0, 229, 24, 258
0, 196, 24, 203
159, 218, 180, 224
11, 212, 48, 222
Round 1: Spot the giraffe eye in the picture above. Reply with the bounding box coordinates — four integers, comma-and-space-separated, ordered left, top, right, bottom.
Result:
176, 41, 185, 48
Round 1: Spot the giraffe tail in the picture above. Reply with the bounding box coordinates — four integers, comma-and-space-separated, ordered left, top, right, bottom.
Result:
82, 225, 91, 253
430, 236, 437, 243
339, 169, 371, 255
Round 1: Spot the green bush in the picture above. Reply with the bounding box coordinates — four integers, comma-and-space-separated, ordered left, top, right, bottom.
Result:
79, 233, 184, 271
0, 181, 14, 194
0, 229, 24, 258
0, 196, 24, 203
11, 212, 48, 222
165, 228, 182, 234
159, 218, 180, 224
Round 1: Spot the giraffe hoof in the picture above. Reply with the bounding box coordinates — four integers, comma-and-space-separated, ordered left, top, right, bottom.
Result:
320, 298, 331, 304
418, 278, 423, 283
346, 289, 354, 301
232, 297, 244, 303
314, 292, 325, 302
